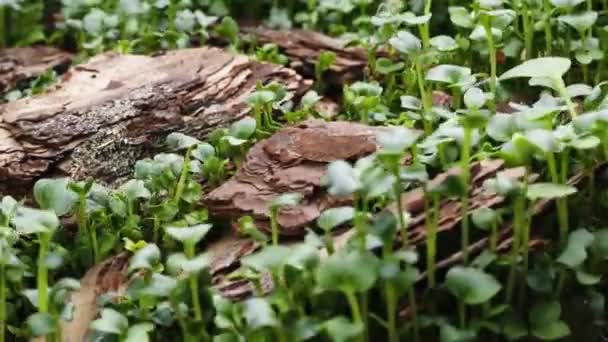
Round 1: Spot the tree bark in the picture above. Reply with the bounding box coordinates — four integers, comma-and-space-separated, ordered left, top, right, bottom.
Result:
0, 47, 310, 195
242, 27, 368, 86
0, 46, 72, 94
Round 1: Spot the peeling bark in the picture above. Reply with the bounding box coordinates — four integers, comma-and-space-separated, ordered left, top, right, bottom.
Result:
0, 47, 310, 195
242, 27, 368, 86
0, 46, 72, 94
205, 119, 389, 236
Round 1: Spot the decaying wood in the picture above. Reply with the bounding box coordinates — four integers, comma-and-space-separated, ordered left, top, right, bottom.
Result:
0, 47, 310, 195
242, 27, 368, 86
205, 119, 387, 235
0, 46, 72, 94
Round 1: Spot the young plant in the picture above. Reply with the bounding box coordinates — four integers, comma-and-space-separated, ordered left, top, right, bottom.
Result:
165, 224, 212, 322
315, 50, 336, 92
268, 193, 302, 245
376, 126, 422, 245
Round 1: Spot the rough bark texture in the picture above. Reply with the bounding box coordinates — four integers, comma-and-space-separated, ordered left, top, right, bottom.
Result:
0, 46, 72, 93
242, 27, 368, 86
205, 119, 388, 236
0, 47, 310, 195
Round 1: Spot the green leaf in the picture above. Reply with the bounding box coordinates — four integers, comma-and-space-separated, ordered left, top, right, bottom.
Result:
400, 95, 422, 111
241, 245, 290, 271
389, 30, 422, 55
270, 193, 302, 209
532, 321, 571, 340
34, 178, 77, 216
229, 117, 256, 139
558, 11, 598, 32
165, 224, 212, 245
376, 126, 422, 154
317, 51, 337, 72
526, 183, 577, 200
445, 266, 501, 305
471, 207, 500, 231
124, 323, 154, 342
323, 160, 360, 196
557, 229, 594, 268
426, 64, 474, 86
463, 87, 486, 109
243, 298, 278, 329
499, 57, 571, 80
439, 323, 476, 342
550, 0, 585, 8
324, 317, 363, 342
301, 90, 322, 108
166, 132, 201, 151
215, 16, 239, 45
12, 207, 59, 235
129, 244, 161, 272
375, 58, 405, 74
430, 35, 459, 52
118, 179, 151, 201
316, 250, 379, 293
166, 253, 209, 274
529, 301, 571, 340
317, 206, 355, 232
448, 6, 474, 28
90, 308, 128, 335
26, 312, 57, 337
487, 114, 516, 142
192, 143, 216, 161
247, 90, 276, 106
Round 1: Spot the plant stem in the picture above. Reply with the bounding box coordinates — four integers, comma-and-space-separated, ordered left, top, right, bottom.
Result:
0, 265, 5, 342
0, 6, 5, 49
174, 147, 193, 202
547, 153, 569, 244
37, 233, 50, 313
482, 15, 497, 112
271, 208, 279, 246
522, 4, 534, 59
426, 193, 440, 287
506, 195, 525, 303
393, 164, 408, 247
543, 0, 553, 55
345, 290, 364, 342
408, 287, 420, 342
420, 0, 432, 50
385, 282, 398, 342
554, 77, 578, 119
460, 127, 472, 264
185, 243, 203, 321
458, 301, 466, 328
415, 58, 432, 134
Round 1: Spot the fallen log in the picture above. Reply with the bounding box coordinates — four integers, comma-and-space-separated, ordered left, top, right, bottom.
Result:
0, 47, 310, 195
0, 46, 73, 94
242, 27, 368, 86
204, 119, 388, 236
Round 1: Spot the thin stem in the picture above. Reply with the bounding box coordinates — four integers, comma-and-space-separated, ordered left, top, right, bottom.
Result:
415, 58, 432, 134
420, 0, 432, 50
185, 243, 203, 321
174, 147, 193, 202
458, 301, 466, 328
522, 5, 534, 59
0, 6, 5, 48
37, 233, 50, 313
460, 127, 472, 264
271, 209, 279, 246
544, 0, 553, 55
426, 193, 440, 288
393, 163, 408, 247
506, 195, 525, 303
547, 153, 569, 244
345, 290, 364, 342
554, 77, 578, 119
482, 15, 497, 111
0, 265, 5, 342
408, 287, 420, 342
